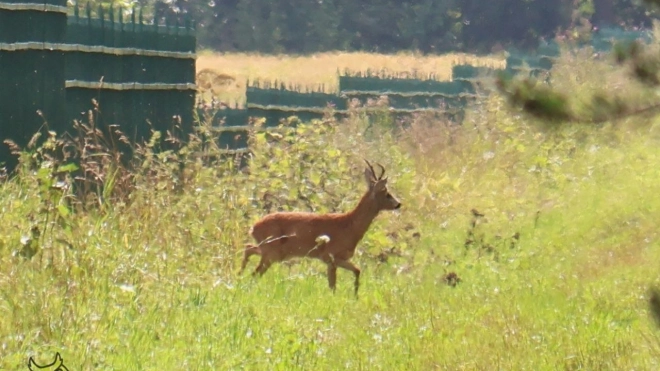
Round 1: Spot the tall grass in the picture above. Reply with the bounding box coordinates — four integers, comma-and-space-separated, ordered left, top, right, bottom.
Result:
1, 49, 660, 370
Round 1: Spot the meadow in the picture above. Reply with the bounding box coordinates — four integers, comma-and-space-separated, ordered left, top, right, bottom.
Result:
1, 49, 660, 370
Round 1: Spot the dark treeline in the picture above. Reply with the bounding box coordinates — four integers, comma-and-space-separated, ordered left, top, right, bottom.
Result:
152, 0, 658, 54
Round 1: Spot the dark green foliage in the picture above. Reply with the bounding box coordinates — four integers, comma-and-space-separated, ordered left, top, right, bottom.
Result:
496, 73, 573, 122
644, 0, 660, 7
613, 40, 660, 86
188, 0, 573, 54
603, 0, 660, 27
70, 0, 660, 55
495, 69, 653, 125
459, 0, 572, 52
588, 93, 629, 123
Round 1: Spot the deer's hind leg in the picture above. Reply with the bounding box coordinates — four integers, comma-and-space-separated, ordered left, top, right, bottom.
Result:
250, 236, 289, 277
239, 245, 261, 274
253, 257, 273, 276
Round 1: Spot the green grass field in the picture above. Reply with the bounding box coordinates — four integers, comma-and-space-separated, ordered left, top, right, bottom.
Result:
1, 49, 660, 370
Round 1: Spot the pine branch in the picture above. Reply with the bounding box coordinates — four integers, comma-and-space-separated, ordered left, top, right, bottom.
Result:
496, 72, 573, 123
643, 0, 660, 9
496, 40, 660, 125
650, 287, 660, 330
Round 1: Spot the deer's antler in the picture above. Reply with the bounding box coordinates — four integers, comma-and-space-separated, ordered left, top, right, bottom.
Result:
376, 163, 386, 180
364, 159, 376, 179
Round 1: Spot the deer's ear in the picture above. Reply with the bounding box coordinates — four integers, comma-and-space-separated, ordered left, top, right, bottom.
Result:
373, 178, 388, 192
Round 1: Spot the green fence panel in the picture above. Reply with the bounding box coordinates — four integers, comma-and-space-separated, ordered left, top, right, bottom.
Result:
452, 65, 496, 80
64, 7, 196, 144
506, 53, 553, 72
0, 0, 68, 168
339, 75, 475, 96
246, 85, 345, 109
591, 37, 612, 52
596, 27, 652, 43
216, 128, 248, 150
247, 107, 321, 128
1, 2, 196, 169
589, 30, 650, 53
337, 73, 479, 119
537, 41, 561, 57
246, 85, 346, 127
343, 80, 474, 97
195, 107, 249, 153
349, 93, 474, 111
539, 56, 553, 70
208, 107, 249, 128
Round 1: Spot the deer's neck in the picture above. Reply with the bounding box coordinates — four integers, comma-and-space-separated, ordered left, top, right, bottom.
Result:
345, 191, 380, 242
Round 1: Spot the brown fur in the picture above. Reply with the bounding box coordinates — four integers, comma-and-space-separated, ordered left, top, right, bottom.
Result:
240, 160, 402, 296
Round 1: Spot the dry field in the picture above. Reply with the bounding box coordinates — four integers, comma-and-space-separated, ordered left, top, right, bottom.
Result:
195, 51, 506, 105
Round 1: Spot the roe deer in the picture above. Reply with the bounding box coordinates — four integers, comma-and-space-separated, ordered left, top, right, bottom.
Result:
239, 160, 402, 295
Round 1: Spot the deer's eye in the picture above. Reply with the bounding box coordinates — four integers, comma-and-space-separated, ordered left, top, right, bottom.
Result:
386, 194, 392, 199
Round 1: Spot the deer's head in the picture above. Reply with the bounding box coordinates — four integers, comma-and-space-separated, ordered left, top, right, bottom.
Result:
364, 160, 401, 211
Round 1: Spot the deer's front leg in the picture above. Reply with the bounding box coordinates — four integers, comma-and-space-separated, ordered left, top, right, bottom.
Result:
327, 263, 338, 292
336, 260, 361, 297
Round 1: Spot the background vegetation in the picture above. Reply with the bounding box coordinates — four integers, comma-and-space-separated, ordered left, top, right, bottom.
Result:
1, 42, 660, 369
85, 0, 660, 53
